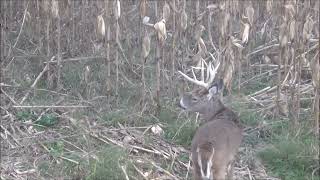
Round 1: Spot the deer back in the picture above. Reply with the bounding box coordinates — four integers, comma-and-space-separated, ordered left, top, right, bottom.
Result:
191, 119, 242, 180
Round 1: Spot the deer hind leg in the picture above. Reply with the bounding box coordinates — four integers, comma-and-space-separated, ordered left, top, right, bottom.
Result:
226, 162, 234, 180
213, 164, 227, 180
192, 162, 203, 180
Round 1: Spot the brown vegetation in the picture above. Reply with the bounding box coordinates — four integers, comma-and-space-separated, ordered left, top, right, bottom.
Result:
0, 0, 319, 179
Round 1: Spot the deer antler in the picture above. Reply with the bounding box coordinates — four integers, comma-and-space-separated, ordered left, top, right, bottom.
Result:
178, 60, 220, 89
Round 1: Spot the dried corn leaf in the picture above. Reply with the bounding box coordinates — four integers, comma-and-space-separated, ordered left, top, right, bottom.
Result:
97, 15, 105, 38
143, 16, 150, 25
289, 20, 295, 41
25, 11, 31, 22
195, 25, 205, 41
140, 0, 146, 17
181, 10, 188, 31
231, 37, 244, 49
42, 0, 49, 12
198, 37, 207, 56
279, 22, 287, 47
84, 66, 90, 84
303, 16, 314, 42
113, 0, 121, 20
194, 54, 204, 69
163, 2, 170, 21
301, 54, 310, 68
246, 5, 254, 26
279, 93, 288, 116
151, 125, 163, 136
242, 23, 250, 44
142, 35, 150, 59
207, 4, 218, 11
311, 56, 320, 88
221, 12, 230, 37
285, 4, 295, 19
263, 55, 271, 64
231, 1, 239, 14
51, 0, 59, 18
266, 0, 273, 14
280, 35, 288, 48
223, 61, 234, 91
154, 19, 167, 46
219, 1, 225, 10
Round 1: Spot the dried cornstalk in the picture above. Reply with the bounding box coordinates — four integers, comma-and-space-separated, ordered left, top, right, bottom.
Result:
140, 33, 150, 111
83, 65, 91, 98
289, 20, 295, 41
53, 0, 62, 90
113, 0, 121, 96
220, 12, 230, 37
154, 1, 161, 114
45, 0, 52, 88
311, 54, 319, 137
105, 1, 112, 94
313, 52, 320, 137
170, 0, 176, 97
42, 0, 49, 12
139, 0, 146, 45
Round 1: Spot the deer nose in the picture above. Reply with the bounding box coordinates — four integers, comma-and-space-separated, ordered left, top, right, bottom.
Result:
179, 98, 187, 109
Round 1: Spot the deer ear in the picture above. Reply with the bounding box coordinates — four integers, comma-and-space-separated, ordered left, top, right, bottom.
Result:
217, 79, 224, 90
208, 79, 224, 95
208, 84, 219, 95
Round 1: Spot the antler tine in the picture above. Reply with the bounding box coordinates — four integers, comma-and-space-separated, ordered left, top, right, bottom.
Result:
178, 60, 220, 89
201, 59, 205, 82
178, 70, 208, 88
207, 61, 220, 85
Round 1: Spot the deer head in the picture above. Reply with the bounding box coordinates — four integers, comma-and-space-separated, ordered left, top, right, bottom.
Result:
179, 60, 223, 118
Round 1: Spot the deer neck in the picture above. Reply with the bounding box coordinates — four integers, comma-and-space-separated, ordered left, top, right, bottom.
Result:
201, 99, 226, 121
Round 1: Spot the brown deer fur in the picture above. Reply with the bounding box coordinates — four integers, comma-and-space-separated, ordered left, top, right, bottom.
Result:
180, 82, 243, 180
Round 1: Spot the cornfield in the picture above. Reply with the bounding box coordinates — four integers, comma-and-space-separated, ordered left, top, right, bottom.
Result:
1, 0, 319, 179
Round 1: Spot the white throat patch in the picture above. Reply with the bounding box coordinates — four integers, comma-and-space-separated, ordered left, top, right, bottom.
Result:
180, 98, 187, 109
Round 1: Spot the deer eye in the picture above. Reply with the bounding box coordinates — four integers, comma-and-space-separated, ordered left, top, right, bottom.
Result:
192, 97, 198, 101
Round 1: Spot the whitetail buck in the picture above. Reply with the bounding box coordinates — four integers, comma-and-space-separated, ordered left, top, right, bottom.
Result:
179, 60, 243, 180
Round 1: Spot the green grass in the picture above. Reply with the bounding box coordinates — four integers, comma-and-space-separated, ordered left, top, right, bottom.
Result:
16, 110, 37, 122
164, 118, 197, 147
86, 146, 135, 180
47, 141, 64, 158
157, 107, 198, 147
258, 121, 319, 180
101, 109, 129, 127
230, 92, 318, 180
16, 110, 58, 127
35, 113, 58, 127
